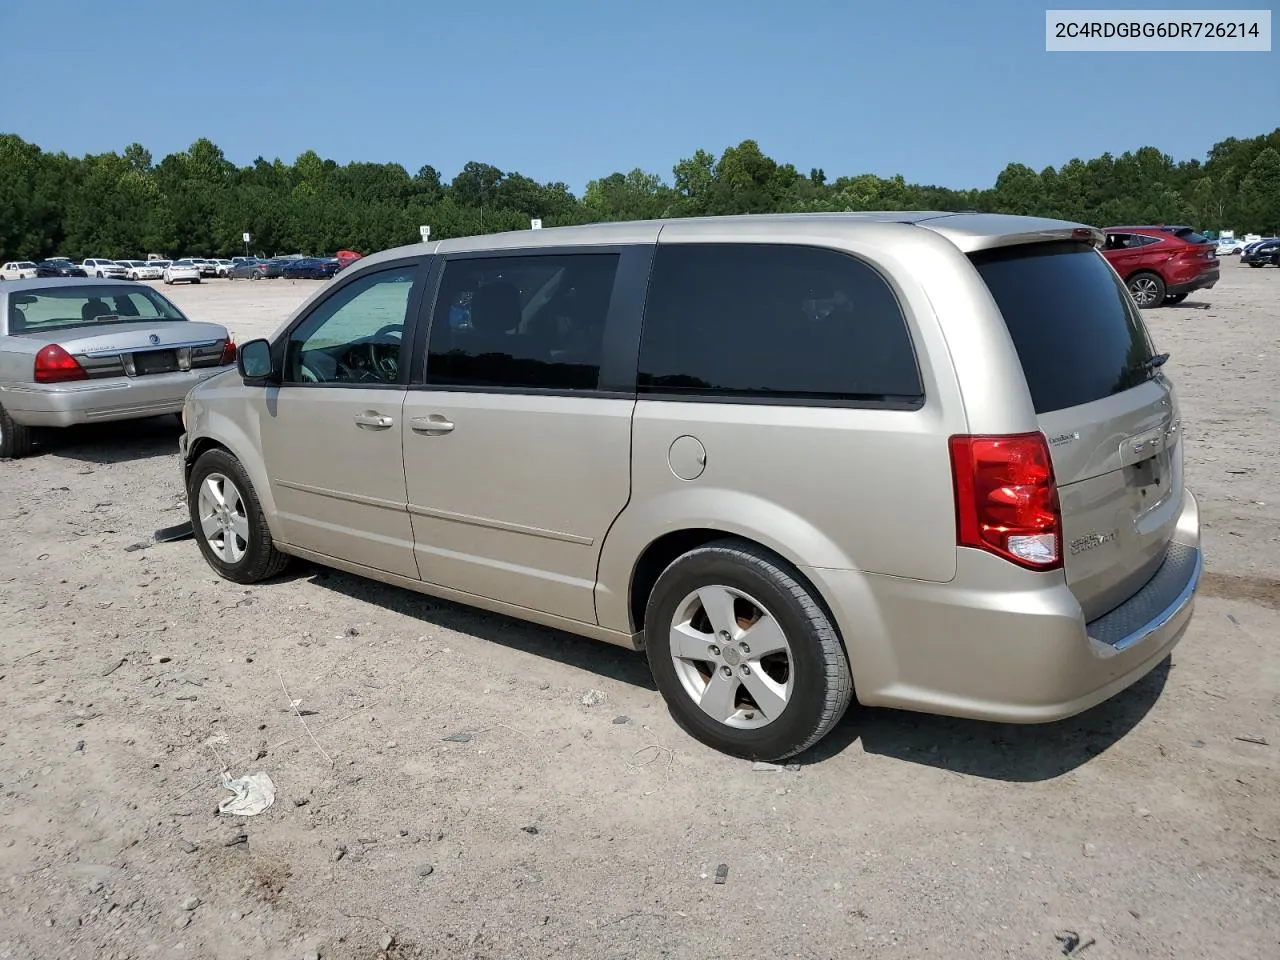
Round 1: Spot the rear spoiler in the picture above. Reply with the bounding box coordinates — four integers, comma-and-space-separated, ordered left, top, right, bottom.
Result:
916, 214, 1103, 253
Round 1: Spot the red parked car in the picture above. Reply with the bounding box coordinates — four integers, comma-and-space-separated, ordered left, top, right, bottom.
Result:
1101, 225, 1219, 308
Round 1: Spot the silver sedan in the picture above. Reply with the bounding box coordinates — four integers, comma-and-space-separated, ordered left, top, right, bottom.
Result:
0, 278, 236, 458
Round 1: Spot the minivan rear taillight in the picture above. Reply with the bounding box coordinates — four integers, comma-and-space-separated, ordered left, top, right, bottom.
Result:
34, 344, 88, 384
949, 433, 1062, 570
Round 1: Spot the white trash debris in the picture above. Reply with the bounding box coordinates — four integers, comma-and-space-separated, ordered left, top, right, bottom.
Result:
218, 771, 276, 817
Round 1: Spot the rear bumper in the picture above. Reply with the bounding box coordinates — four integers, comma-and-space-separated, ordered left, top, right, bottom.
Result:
813, 488, 1201, 723
1168, 271, 1218, 296
1, 367, 233, 428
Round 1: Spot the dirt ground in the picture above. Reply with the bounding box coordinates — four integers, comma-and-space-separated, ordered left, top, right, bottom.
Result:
2, 265, 1278, 960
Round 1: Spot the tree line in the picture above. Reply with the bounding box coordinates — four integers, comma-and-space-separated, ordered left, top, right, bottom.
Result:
1, 128, 1278, 263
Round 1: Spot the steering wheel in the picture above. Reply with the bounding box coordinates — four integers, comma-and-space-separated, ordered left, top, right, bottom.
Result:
357, 325, 400, 381
362, 342, 398, 382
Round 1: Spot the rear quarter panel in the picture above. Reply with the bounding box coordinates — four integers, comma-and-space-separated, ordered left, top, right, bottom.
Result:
595, 221, 984, 634
0, 294, 40, 384
0, 336, 39, 386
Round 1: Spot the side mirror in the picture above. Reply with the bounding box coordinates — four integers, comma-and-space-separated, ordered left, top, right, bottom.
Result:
238, 338, 276, 383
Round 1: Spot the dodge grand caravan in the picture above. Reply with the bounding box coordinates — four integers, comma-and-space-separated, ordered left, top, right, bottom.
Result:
178, 212, 1202, 761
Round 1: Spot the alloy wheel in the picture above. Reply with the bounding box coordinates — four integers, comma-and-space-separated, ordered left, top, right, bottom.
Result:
197, 472, 250, 564
1129, 276, 1161, 307
668, 585, 794, 730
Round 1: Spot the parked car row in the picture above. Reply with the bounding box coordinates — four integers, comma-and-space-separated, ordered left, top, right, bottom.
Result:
3, 254, 363, 285
1240, 237, 1280, 266
226, 256, 347, 281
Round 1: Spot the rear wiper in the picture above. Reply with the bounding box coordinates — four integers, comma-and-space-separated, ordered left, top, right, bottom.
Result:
1124, 352, 1169, 384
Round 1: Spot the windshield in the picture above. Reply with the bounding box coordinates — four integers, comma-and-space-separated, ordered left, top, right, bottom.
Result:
970, 241, 1157, 414
7, 285, 189, 333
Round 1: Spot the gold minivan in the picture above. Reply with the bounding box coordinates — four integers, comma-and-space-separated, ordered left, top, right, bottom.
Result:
179, 213, 1202, 760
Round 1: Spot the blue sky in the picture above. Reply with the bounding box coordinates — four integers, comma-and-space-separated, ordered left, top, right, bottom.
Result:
1, 0, 1274, 192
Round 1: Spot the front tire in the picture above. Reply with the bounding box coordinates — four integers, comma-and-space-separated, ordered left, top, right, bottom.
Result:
644, 540, 853, 761
0, 403, 36, 459
1127, 272, 1165, 308
187, 449, 289, 584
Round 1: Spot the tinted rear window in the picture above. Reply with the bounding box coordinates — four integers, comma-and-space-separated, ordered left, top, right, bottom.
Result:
639, 243, 922, 404
1172, 228, 1209, 244
970, 242, 1156, 414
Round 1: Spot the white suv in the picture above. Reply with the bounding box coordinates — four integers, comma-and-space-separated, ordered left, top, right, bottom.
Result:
82, 258, 128, 279
1, 261, 39, 280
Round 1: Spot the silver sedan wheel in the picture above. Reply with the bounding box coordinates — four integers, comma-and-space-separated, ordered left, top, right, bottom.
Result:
197, 472, 250, 564
668, 585, 794, 730
1129, 276, 1161, 307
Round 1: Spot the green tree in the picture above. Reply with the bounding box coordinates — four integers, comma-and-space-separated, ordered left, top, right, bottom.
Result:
3, 127, 1280, 261
449, 161, 504, 210
1238, 147, 1280, 233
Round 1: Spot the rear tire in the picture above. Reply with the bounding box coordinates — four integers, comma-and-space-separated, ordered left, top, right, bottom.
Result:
1248, 262, 1263, 268
644, 539, 853, 761
187, 449, 289, 584
192, 278, 201, 284
1127, 272, 1165, 308
0, 403, 36, 459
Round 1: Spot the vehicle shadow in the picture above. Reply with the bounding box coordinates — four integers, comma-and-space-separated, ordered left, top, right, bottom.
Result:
302, 565, 657, 691
1176, 300, 1212, 310
298, 564, 1169, 779
801, 658, 1171, 782
38, 416, 181, 465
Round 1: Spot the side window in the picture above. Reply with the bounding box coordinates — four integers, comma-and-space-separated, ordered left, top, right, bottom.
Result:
110, 293, 161, 319
284, 268, 417, 385
638, 244, 923, 404
426, 253, 619, 391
